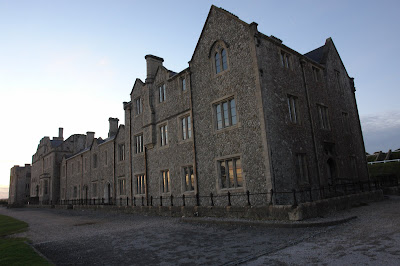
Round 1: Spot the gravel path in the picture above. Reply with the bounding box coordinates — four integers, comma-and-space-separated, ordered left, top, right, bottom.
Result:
1, 195, 399, 265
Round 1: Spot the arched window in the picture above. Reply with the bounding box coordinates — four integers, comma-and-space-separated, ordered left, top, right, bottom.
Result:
221, 49, 227, 70
215, 52, 221, 74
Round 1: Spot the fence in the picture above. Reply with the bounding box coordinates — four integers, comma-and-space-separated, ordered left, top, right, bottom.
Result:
51, 178, 398, 208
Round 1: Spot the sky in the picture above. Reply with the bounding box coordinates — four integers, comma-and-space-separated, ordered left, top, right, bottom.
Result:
1, 0, 399, 198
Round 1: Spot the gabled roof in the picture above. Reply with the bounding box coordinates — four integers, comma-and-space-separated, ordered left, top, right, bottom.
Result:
50, 139, 63, 148
304, 45, 325, 63
130, 78, 145, 95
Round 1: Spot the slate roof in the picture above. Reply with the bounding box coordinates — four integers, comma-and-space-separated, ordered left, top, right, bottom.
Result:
50, 140, 63, 148
304, 45, 324, 63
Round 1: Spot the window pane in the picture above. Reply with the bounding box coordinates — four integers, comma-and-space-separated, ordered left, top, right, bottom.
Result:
159, 86, 162, 102
190, 166, 194, 191
230, 99, 237, 125
165, 125, 168, 145
182, 118, 186, 140
182, 78, 186, 91
228, 160, 234, 188
184, 167, 189, 191
222, 49, 227, 70
220, 161, 227, 188
223, 102, 229, 127
215, 53, 220, 74
188, 116, 192, 139
167, 171, 170, 192
280, 52, 285, 67
216, 104, 222, 129
236, 159, 243, 187
163, 84, 166, 101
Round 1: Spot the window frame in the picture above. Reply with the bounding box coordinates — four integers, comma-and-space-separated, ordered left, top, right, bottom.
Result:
182, 165, 195, 193
160, 169, 171, 194
158, 84, 166, 103
134, 134, 144, 154
317, 104, 330, 130
216, 155, 244, 192
135, 174, 146, 195
118, 178, 126, 196
287, 94, 300, 124
180, 114, 192, 141
159, 124, 168, 147
118, 144, 125, 161
212, 42, 229, 76
280, 50, 291, 69
213, 96, 238, 131
135, 97, 143, 115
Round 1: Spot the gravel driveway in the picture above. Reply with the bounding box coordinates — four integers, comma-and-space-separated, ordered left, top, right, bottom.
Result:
1, 195, 399, 265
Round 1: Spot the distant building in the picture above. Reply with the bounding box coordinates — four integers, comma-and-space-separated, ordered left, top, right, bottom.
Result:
8, 164, 31, 205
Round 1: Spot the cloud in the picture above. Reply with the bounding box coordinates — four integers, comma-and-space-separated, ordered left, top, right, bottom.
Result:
360, 110, 400, 153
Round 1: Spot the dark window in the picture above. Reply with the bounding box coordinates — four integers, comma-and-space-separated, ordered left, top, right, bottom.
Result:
159, 84, 166, 102
317, 104, 330, 130
135, 98, 143, 114
296, 153, 309, 185
160, 125, 168, 146
280, 50, 291, 69
119, 179, 126, 195
135, 134, 143, 154
221, 49, 227, 70
119, 144, 125, 161
312, 66, 320, 82
215, 98, 237, 130
215, 52, 221, 74
181, 115, 192, 140
287, 95, 299, 124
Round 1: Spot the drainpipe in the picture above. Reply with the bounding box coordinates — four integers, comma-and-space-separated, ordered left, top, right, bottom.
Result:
188, 69, 200, 198
144, 147, 148, 205
129, 107, 133, 205
300, 60, 321, 188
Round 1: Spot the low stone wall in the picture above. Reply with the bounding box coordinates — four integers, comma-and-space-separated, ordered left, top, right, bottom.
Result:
66, 190, 383, 221
382, 186, 400, 196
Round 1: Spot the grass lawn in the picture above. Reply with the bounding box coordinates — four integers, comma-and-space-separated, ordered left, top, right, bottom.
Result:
0, 214, 51, 265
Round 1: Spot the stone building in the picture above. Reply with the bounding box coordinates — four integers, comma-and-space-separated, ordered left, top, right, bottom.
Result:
10, 6, 368, 206
60, 118, 126, 204
31, 128, 86, 204
122, 6, 368, 205
8, 164, 31, 205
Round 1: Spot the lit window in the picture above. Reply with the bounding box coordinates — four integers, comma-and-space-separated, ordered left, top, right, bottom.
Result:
181, 115, 192, 140
215, 98, 237, 130
135, 134, 143, 154
136, 175, 145, 195
161, 170, 170, 193
218, 158, 243, 189
183, 166, 194, 192
317, 104, 330, 130
160, 125, 168, 146
287, 95, 299, 124
159, 84, 166, 102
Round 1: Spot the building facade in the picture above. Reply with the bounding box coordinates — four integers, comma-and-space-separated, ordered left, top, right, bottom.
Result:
10, 6, 368, 206
8, 164, 31, 205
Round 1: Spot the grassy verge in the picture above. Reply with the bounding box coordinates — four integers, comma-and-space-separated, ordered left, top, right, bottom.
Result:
0, 214, 51, 265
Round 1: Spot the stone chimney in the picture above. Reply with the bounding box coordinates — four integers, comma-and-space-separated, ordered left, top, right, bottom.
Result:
145, 55, 164, 83
108, 117, 119, 137
59, 128, 64, 140
86, 132, 95, 148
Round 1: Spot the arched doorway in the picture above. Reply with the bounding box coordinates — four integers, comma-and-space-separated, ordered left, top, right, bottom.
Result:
327, 158, 336, 185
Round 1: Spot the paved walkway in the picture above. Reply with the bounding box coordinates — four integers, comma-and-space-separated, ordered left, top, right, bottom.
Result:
1, 195, 399, 265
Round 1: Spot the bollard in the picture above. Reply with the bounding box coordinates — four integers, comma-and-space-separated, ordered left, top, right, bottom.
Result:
160, 196, 163, 206
182, 194, 185, 207
102, 198, 104, 204
292, 189, 298, 207
133, 197, 136, 206
141, 196, 144, 206
170, 194, 174, 206
210, 193, 214, 206
246, 190, 250, 206
196, 193, 200, 206
227, 191, 231, 206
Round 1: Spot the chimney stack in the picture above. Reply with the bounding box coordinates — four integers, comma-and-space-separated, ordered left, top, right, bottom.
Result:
86, 132, 95, 148
59, 128, 64, 140
145, 55, 164, 83
108, 117, 119, 137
